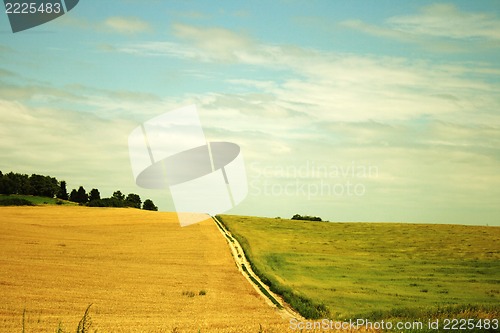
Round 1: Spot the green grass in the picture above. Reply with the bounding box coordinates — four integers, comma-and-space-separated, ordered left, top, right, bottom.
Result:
0, 194, 77, 206
217, 215, 500, 322
0, 197, 35, 206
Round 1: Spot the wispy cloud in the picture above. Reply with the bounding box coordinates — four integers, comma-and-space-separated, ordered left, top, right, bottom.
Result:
0, 68, 16, 78
108, 19, 500, 222
58, 15, 152, 35
117, 41, 200, 59
388, 3, 500, 40
0, 99, 133, 190
340, 3, 500, 52
171, 23, 257, 62
117, 22, 500, 127
104, 16, 152, 35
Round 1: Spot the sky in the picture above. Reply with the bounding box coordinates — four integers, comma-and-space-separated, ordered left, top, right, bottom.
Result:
0, 0, 499, 225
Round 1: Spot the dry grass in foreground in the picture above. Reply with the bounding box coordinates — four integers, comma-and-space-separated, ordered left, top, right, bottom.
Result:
0, 206, 320, 333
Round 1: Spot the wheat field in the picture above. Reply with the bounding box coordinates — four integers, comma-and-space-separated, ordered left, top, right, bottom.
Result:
0, 206, 301, 333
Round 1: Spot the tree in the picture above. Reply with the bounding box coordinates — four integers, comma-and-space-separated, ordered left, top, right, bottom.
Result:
29, 174, 45, 196
69, 189, 78, 202
88, 188, 101, 202
29, 174, 58, 198
142, 199, 158, 211
0, 173, 16, 195
19, 174, 32, 195
125, 193, 141, 209
57, 180, 69, 200
11, 173, 31, 195
75, 186, 88, 204
112, 190, 125, 201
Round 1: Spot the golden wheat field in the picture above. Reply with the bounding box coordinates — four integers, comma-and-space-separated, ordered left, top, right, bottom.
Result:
0, 206, 317, 333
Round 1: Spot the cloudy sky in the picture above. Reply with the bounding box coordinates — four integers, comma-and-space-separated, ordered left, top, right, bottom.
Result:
1, 0, 499, 225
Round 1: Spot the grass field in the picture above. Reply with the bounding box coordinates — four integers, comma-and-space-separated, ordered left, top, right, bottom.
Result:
218, 215, 500, 323
0, 207, 297, 333
0, 194, 77, 206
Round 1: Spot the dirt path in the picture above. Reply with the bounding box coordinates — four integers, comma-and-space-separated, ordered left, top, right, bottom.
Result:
212, 216, 305, 321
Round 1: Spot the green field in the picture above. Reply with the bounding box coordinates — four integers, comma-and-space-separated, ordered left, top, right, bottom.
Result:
0, 194, 77, 206
218, 215, 500, 323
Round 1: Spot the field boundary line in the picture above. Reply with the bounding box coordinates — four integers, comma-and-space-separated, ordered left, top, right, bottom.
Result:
212, 215, 305, 321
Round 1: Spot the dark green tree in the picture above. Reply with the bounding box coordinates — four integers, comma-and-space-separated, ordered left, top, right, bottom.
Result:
112, 190, 125, 201
88, 188, 101, 202
19, 174, 31, 194
142, 199, 158, 211
1, 172, 29, 195
29, 174, 45, 196
10, 173, 31, 194
0, 172, 16, 195
75, 186, 88, 204
57, 180, 69, 200
125, 193, 141, 209
29, 174, 58, 198
69, 189, 78, 202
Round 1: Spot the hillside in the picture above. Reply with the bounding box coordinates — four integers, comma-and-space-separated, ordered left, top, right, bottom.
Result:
0, 207, 291, 332
218, 215, 500, 324
0, 194, 77, 206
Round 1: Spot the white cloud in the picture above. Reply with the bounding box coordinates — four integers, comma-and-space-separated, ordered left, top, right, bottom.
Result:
104, 16, 152, 35
58, 15, 152, 35
117, 41, 201, 59
121, 23, 304, 66
388, 3, 500, 40
171, 23, 264, 63
0, 99, 133, 191
340, 3, 500, 53
340, 19, 412, 41
117, 22, 500, 128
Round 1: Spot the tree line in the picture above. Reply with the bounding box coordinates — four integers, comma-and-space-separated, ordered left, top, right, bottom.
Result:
291, 214, 323, 222
0, 171, 157, 211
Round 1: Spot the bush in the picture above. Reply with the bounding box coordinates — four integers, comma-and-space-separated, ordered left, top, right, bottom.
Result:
87, 198, 125, 207
291, 214, 322, 222
0, 197, 35, 206
143, 199, 158, 211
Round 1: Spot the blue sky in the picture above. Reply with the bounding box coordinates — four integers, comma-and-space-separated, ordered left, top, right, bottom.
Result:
1, 1, 499, 225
